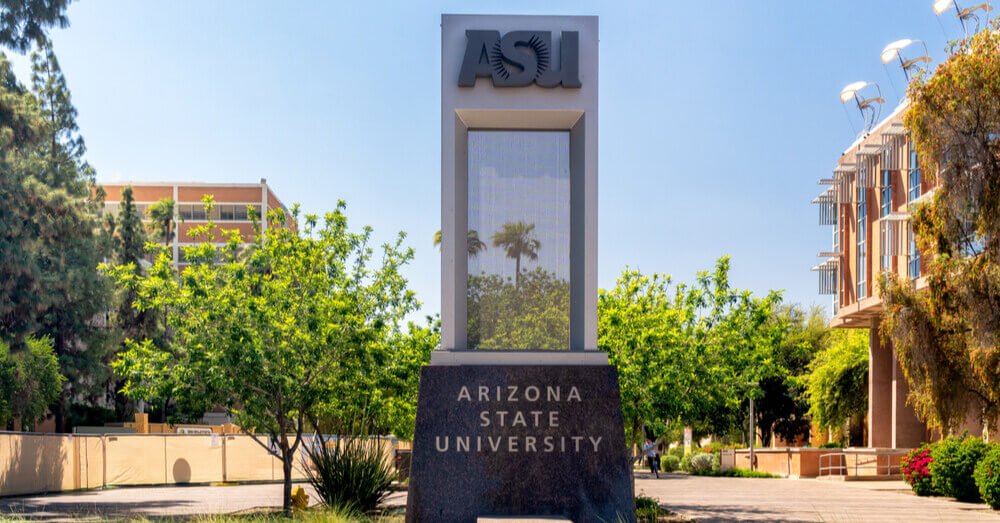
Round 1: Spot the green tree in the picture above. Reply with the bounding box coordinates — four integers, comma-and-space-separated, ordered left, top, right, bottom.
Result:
750, 305, 826, 447
107, 200, 420, 513
323, 317, 439, 439
433, 228, 486, 258
146, 197, 175, 244
491, 220, 540, 285
26, 41, 112, 432
0, 1, 72, 53
599, 257, 785, 458
106, 186, 155, 420
0, 336, 64, 430
880, 23, 1000, 435
806, 329, 868, 445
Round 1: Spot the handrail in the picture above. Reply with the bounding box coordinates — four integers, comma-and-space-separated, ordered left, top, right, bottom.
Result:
818, 449, 909, 478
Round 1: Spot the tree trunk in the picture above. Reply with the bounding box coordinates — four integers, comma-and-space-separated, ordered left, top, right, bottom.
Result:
515, 255, 521, 286
282, 452, 293, 515
53, 330, 66, 433
53, 392, 66, 433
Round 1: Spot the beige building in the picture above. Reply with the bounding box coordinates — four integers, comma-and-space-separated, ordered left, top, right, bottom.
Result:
98, 179, 291, 269
812, 101, 935, 449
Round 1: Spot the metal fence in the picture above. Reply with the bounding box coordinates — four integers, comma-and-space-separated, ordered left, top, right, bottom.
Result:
819, 449, 908, 478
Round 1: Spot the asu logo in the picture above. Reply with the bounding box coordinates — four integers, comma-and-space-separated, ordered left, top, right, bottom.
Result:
458, 30, 581, 88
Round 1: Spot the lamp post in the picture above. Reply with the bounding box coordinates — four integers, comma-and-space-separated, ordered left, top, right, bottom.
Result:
748, 382, 759, 471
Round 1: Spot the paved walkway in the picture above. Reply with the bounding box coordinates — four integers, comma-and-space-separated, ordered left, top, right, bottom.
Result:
635, 472, 1000, 521
0, 483, 406, 520
1, 474, 998, 520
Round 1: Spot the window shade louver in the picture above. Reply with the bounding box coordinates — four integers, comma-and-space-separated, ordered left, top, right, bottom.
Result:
880, 213, 910, 258
812, 187, 838, 226
811, 257, 839, 295
833, 164, 856, 204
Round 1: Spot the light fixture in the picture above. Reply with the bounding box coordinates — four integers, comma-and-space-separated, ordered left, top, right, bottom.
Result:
933, 0, 992, 37
934, 0, 955, 14
880, 39, 931, 81
840, 82, 885, 132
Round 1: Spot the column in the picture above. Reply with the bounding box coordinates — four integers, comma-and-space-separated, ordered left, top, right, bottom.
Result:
868, 321, 893, 448
892, 347, 927, 448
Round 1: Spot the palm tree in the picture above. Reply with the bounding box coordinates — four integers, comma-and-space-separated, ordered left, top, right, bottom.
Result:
433, 229, 486, 258
491, 220, 540, 285
146, 197, 175, 244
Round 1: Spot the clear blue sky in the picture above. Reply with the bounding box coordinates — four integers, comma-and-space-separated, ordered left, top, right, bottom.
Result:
8, 1, 974, 323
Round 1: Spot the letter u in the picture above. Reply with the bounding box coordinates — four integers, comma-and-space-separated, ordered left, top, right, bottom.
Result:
435, 436, 449, 452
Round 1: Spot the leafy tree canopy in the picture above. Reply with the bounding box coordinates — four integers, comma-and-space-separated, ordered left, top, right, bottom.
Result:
106, 199, 424, 512
806, 328, 868, 441
0, 336, 64, 429
882, 23, 1000, 434
0, 0, 72, 53
599, 256, 786, 453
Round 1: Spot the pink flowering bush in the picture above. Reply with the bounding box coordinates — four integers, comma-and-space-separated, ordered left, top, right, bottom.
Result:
902, 444, 936, 496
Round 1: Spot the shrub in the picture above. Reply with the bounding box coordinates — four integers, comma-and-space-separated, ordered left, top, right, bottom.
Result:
305, 435, 394, 513
975, 446, 1000, 509
721, 467, 779, 478
635, 495, 670, 522
902, 444, 936, 496
679, 452, 693, 472
819, 441, 844, 449
668, 446, 684, 459
660, 454, 680, 473
686, 453, 716, 474
930, 436, 989, 501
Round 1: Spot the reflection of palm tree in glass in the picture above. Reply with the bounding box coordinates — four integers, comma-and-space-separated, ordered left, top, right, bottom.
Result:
433, 229, 486, 258
491, 221, 540, 286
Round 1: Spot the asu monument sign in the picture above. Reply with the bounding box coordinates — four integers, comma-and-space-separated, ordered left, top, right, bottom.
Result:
407, 15, 632, 522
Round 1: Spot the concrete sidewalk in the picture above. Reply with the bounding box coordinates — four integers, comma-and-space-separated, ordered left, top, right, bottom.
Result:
635, 472, 1000, 521
3, 474, 999, 521
0, 483, 406, 520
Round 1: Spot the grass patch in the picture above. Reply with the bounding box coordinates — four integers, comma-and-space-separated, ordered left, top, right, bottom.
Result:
688, 467, 779, 478
635, 495, 690, 522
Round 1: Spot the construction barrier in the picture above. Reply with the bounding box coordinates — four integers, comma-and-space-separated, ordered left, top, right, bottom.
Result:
0, 431, 399, 497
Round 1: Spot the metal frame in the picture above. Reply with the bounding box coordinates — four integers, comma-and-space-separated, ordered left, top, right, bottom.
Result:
819, 449, 908, 479
440, 15, 599, 358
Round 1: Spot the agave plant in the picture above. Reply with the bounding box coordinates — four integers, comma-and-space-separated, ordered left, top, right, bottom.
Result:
305, 423, 395, 514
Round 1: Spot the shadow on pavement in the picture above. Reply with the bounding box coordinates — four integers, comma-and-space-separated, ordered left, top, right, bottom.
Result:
0, 497, 197, 520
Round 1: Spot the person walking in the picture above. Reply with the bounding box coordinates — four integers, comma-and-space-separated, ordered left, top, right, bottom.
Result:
642, 437, 663, 478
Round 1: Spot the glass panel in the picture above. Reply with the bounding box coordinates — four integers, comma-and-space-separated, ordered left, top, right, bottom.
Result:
467, 130, 570, 350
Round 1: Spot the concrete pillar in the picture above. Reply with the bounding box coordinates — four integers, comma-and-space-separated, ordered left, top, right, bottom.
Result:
892, 354, 927, 448
868, 323, 893, 448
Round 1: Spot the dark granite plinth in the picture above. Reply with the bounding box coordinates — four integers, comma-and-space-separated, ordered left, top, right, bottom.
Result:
405, 364, 633, 523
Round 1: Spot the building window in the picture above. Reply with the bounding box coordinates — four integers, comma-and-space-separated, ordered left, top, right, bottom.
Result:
908, 143, 922, 203
908, 224, 920, 279
880, 165, 893, 218
880, 160, 893, 271
857, 179, 867, 299
178, 203, 261, 221
832, 214, 840, 315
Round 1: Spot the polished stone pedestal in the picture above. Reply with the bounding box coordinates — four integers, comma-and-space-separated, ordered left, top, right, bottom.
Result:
405, 364, 633, 523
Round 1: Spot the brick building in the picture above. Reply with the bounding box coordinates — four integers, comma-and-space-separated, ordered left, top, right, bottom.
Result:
811, 101, 940, 449
98, 179, 291, 269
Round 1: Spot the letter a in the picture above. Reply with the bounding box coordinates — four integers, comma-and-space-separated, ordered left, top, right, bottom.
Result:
458, 30, 500, 87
